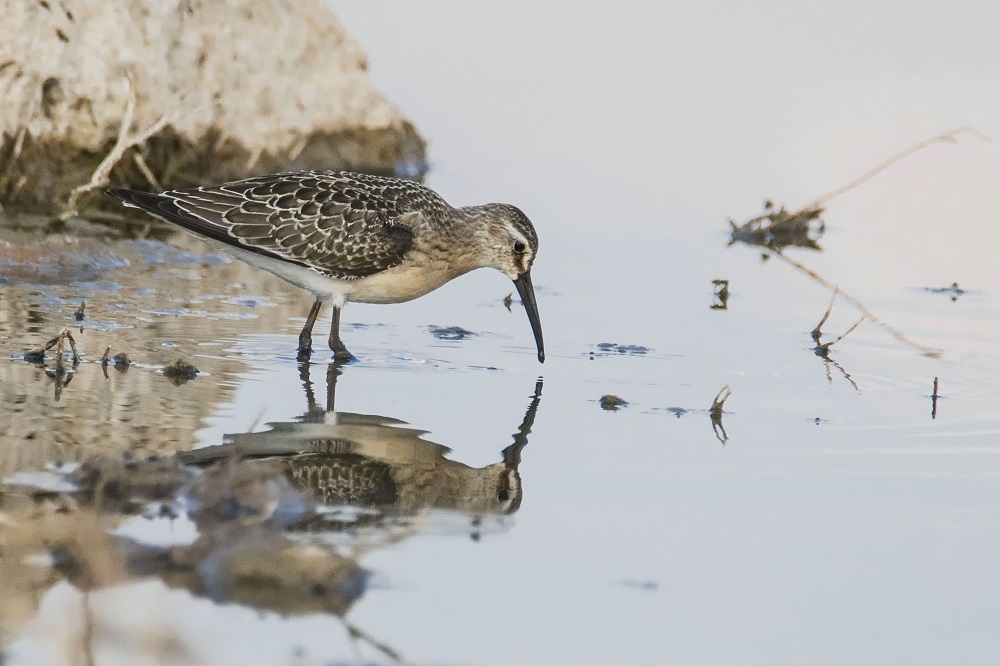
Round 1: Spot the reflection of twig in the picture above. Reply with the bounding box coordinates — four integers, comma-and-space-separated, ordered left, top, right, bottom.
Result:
930, 377, 939, 418
341, 617, 403, 663
799, 127, 988, 348
709, 385, 732, 446
61, 75, 169, 220
774, 251, 941, 357
818, 353, 860, 392
807, 126, 992, 209
711, 279, 730, 310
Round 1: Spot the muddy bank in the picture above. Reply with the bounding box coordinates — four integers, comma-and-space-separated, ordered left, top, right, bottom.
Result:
0, 0, 426, 216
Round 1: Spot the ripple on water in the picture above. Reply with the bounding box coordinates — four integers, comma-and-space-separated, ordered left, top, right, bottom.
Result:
221, 296, 279, 308
78, 320, 135, 331
0, 237, 130, 284
143, 307, 260, 321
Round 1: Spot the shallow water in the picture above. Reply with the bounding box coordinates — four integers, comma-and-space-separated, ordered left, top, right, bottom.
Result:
3, 3, 1000, 665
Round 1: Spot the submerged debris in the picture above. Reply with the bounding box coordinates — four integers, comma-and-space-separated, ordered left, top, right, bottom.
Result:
42, 327, 79, 364
728, 203, 826, 252
25, 326, 80, 367
599, 394, 629, 411
923, 282, 966, 302
428, 325, 476, 341
22, 327, 81, 400
22, 348, 46, 364
711, 279, 730, 310
100, 346, 131, 371
593, 342, 652, 356
162, 359, 199, 384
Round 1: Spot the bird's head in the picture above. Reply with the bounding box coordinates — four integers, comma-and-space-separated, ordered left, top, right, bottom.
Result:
465, 203, 545, 363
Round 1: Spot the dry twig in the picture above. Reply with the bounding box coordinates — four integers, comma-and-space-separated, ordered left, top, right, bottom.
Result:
729, 127, 989, 358
709, 384, 732, 445
60, 75, 169, 220
132, 151, 163, 191
777, 251, 937, 356
807, 126, 992, 209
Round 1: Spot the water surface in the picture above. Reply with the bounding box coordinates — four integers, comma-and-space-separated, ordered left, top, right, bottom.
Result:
3, 3, 1000, 664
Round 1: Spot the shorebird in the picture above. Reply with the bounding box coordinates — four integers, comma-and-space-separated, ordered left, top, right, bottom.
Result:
107, 171, 544, 363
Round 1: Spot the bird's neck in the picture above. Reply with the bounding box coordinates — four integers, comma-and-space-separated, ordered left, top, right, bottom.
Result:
450, 205, 504, 269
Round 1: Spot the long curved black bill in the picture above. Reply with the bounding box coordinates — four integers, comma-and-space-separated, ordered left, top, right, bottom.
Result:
513, 271, 545, 363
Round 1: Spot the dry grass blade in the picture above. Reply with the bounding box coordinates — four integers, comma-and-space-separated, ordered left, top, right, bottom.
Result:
807, 126, 993, 209
774, 251, 941, 357
709, 384, 732, 417
812, 286, 839, 341
730, 126, 987, 359
820, 316, 865, 350
64, 328, 80, 363
60, 75, 170, 220
41, 334, 63, 353
132, 151, 163, 191
38, 327, 81, 365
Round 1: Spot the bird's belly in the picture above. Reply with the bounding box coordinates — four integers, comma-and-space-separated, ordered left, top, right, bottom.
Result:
347, 263, 462, 304
198, 237, 466, 305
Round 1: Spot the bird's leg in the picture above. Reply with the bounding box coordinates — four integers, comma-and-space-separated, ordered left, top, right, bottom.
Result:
297, 299, 323, 362
325, 361, 342, 412
328, 305, 355, 361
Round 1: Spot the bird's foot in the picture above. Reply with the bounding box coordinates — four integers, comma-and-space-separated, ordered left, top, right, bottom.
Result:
297, 335, 313, 362
329, 338, 355, 363
332, 348, 355, 363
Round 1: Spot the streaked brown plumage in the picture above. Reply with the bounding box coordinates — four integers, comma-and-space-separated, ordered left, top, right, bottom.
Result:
107, 170, 544, 362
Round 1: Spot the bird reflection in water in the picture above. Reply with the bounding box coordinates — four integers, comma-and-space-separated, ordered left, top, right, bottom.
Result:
182, 363, 544, 546
0, 366, 542, 663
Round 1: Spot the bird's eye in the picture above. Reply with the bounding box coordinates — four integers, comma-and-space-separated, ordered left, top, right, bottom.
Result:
513, 241, 526, 254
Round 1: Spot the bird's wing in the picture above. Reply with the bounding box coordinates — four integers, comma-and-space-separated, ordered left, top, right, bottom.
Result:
108, 171, 446, 280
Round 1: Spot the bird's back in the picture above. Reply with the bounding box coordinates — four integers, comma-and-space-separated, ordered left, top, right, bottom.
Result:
108, 170, 453, 280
